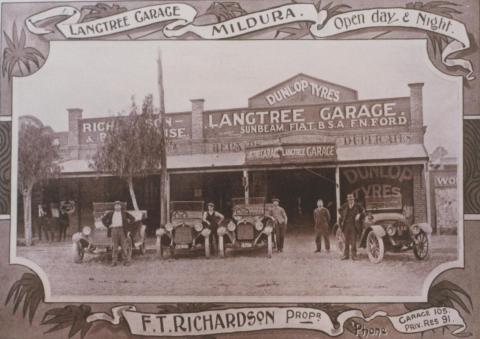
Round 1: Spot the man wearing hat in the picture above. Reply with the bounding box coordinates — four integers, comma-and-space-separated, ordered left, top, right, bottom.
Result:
313, 198, 331, 253
338, 193, 365, 260
102, 201, 135, 266
268, 198, 288, 252
203, 202, 225, 254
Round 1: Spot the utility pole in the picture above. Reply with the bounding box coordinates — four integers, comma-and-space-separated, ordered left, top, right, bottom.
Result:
157, 49, 168, 226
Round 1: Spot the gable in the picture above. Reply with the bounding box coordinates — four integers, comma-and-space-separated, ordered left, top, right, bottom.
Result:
248, 73, 358, 108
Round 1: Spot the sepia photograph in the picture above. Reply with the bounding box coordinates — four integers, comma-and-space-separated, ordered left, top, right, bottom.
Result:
12, 40, 461, 301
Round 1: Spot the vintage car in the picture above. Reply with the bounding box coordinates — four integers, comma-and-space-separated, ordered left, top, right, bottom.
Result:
72, 202, 147, 263
217, 197, 276, 258
334, 206, 431, 263
155, 201, 211, 258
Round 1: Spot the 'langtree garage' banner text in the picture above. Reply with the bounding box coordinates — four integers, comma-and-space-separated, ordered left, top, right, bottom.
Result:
204, 97, 410, 138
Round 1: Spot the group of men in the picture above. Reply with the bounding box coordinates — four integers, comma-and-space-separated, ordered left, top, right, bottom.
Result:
267, 194, 365, 260
104, 193, 365, 266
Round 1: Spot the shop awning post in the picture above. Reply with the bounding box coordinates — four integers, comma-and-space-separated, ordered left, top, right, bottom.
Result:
335, 166, 340, 223
243, 169, 249, 204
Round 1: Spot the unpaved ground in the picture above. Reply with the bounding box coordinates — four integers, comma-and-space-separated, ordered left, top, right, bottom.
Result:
17, 229, 458, 298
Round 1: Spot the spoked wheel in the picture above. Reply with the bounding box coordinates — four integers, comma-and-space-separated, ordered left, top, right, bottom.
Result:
73, 242, 84, 263
366, 231, 384, 264
413, 231, 429, 260
335, 227, 345, 254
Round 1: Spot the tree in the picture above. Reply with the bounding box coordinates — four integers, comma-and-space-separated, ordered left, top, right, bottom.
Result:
18, 121, 60, 246
91, 94, 165, 211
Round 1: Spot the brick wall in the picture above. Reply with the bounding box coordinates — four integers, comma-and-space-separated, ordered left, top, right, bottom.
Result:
413, 165, 427, 223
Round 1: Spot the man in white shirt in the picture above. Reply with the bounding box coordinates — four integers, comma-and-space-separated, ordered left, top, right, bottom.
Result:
102, 201, 135, 266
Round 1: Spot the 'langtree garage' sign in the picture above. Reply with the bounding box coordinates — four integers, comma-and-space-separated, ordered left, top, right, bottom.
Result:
245, 143, 336, 164
204, 97, 410, 138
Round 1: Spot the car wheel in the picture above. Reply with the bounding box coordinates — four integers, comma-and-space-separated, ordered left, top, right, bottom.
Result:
413, 231, 429, 260
366, 231, 385, 264
123, 237, 133, 261
335, 226, 345, 254
73, 242, 84, 264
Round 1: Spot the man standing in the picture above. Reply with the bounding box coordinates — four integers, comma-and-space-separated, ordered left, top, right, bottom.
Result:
338, 194, 365, 260
102, 201, 135, 266
268, 198, 288, 252
203, 202, 225, 254
313, 199, 331, 253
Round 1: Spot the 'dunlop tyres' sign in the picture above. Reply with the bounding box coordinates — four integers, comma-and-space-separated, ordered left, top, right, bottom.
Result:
204, 97, 410, 137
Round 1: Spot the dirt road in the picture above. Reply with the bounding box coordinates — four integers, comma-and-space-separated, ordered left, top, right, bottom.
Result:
17, 229, 458, 298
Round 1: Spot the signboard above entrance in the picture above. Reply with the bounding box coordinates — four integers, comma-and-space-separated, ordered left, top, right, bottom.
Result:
79, 113, 191, 144
205, 97, 411, 138
245, 143, 336, 164
248, 73, 358, 107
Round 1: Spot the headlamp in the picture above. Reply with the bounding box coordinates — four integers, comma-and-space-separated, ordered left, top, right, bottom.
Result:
217, 226, 227, 236
156, 228, 166, 236
410, 224, 420, 235
263, 225, 273, 235
255, 220, 263, 231
165, 223, 174, 232
227, 221, 236, 232
386, 225, 395, 236
82, 226, 91, 236
201, 228, 211, 237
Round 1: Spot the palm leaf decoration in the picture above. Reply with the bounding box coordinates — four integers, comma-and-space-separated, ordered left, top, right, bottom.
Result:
2, 22, 45, 79
204, 2, 247, 22
406, 1, 461, 56
81, 3, 128, 23
275, 0, 351, 39
404, 280, 473, 337
41, 305, 93, 338
5, 272, 45, 324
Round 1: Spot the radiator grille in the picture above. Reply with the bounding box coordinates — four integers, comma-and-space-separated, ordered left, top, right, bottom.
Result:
174, 226, 193, 244
237, 224, 254, 240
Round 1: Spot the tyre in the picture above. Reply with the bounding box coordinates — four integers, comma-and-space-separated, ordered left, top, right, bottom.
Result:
267, 234, 273, 258
218, 236, 225, 258
366, 231, 385, 264
73, 242, 84, 264
413, 231, 429, 260
335, 226, 345, 254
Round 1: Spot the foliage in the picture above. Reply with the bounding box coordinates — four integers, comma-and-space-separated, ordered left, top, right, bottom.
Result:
81, 3, 128, 22
275, 0, 351, 39
18, 122, 61, 192
41, 305, 93, 338
5, 272, 45, 324
406, 1, 461, 56
90, 94, 165, 209
2, 22, 45, 79
204, 2, 247, 22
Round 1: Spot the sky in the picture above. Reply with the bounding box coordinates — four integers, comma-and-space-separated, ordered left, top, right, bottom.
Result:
13, 40, 462, 156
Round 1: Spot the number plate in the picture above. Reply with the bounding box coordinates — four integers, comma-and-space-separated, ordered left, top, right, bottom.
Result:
240, 242, 253, 248
176, 244, 189, 249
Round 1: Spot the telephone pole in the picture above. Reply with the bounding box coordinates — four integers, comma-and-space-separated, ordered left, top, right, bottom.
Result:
157, 50, 168, 226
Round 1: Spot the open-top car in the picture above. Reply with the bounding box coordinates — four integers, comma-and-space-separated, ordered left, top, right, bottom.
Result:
72, 202, 147, 263
217, 197, 276, 258
334, 199, 431, 263
155, 201, 211, 258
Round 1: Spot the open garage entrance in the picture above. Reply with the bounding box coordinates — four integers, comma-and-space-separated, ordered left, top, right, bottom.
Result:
249, 168, 337, 229
170, 171, 244, 218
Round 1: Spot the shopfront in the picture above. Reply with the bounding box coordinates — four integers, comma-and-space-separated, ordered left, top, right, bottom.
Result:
25, 73, 429, 237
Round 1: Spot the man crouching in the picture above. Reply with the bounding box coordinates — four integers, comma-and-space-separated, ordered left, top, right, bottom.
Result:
102, 201, 135, 266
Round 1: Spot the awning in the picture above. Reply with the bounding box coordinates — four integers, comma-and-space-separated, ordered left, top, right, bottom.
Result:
337, 144, 428, 163
59, 152, 245, 174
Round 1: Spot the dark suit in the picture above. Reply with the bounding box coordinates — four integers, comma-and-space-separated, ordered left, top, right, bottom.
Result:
102, 210, 135, 263
338, 202, 365, 258
314, 207, 331, 251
